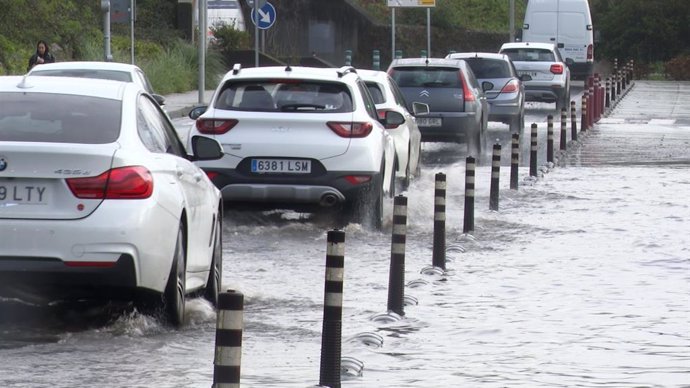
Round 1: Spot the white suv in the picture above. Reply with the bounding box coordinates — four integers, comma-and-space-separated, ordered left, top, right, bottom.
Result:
499, 42, 571, 110
188, 65, 398, 229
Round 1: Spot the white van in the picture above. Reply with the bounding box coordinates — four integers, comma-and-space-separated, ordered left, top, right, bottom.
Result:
521, 0, 593, 79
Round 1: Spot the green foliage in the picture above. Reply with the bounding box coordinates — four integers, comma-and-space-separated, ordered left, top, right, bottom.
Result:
352, 0, 526, 33
139, 40, 226, 94
210, 24, 252, 62
590, 0, 690, 64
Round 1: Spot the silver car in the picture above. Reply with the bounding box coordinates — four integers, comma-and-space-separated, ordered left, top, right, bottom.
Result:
499, 42, 571, 111
447, 52, 528, 133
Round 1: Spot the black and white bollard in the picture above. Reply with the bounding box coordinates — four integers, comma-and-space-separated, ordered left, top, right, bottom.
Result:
611, 73, 617, 101
319, 230, 345, 388
387, 195, 408, 316
510, 133, 519, 190
489, 143, 501, 211
570, 101, 578, 141
432, 173, 446, 271
560, 108, 567, 151
546, 115, 554, 164
213, 290, 244, 388
529, 123, 538, 177
463, 157, 475, 233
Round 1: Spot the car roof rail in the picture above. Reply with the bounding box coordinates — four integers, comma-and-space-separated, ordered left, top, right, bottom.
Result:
232, 63, 242, 75
337, 66, 357, 78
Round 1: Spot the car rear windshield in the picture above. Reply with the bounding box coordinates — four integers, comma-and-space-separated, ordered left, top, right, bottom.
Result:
501, 48, 555, 62
0, 93, 121, 144
463, 58, 513, 78
214, 80, 354, 113
389, 67, 462, 88
29, 69, 133, 83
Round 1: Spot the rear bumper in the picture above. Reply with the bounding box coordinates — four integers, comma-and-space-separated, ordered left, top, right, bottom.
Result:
0, 254, 138, 302
524, 85, 566, 102
418, 112, 477, 142
488, 100, 521, 123
208, 166, 380, 206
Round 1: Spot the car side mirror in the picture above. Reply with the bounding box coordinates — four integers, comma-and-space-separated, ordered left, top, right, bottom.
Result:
152, 93, 166, 106
565, 58, 575, 66
481, 81, 494, 92
412, 101, 429, 116
188, 105, 208, 120
381, 110, 405, 128
190, 135, 224, 161
519, 74, 532, 82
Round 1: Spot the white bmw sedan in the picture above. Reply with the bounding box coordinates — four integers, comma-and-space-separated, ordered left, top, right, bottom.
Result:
0, 76, 225, 327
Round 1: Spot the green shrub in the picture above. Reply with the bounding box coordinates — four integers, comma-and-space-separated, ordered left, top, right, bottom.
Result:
210, 24, 252, 63
139, 40, 226, 94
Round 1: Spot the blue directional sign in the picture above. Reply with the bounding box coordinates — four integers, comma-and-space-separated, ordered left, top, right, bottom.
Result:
250, 1, 276, 30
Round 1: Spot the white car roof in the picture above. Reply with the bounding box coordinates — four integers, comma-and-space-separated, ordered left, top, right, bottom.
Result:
0, 75, 131, 100
357, 69, 389, 81
27, 61, 143, 73
500, 42, 558, 51
220, 64, 360, 83
447, 52, 510, 61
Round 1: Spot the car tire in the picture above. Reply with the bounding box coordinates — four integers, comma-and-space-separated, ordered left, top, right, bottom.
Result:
203, 216, 222, 308
413, 143, 422, 178
346, 162, 385, 230
556, 85, 570, 111
163, 225, 186, 327
467, 120, 483, 158
509, 112, 524, 133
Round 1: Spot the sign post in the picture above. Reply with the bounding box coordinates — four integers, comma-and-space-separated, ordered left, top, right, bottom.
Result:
250, 0, 276, 67
387, 0, 435, 61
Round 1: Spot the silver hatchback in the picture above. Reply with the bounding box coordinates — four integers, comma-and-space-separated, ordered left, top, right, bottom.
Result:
447, 52, 528, 133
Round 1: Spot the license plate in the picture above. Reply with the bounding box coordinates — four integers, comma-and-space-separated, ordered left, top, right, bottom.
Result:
251, 159, 311, 174
520, 71, 538, 78
0, 183, 49, 205
417, 117, 442, 127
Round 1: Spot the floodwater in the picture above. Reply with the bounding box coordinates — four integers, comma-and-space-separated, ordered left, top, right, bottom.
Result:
1, 81, 689, 387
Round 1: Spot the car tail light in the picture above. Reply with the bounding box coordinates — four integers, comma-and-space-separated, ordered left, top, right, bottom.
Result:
500, 79, 520, 93
587, 44, 594, 61
196, 119, 238, 135
205, 171, 219, 180
327, 121, 373, 138
550, 64, 564, 74
459, 72, 475, 102
344, 175, 372, 185
66, 166, 153, 199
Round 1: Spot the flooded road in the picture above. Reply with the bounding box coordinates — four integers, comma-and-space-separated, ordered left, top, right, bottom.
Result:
1, 81, 689, 387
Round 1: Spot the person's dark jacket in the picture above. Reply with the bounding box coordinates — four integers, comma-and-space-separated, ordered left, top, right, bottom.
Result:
27, 50, 55, 72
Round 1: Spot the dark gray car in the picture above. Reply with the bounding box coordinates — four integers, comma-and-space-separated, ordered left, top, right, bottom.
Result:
387, 58, 489, 156
446, 52, 528, 133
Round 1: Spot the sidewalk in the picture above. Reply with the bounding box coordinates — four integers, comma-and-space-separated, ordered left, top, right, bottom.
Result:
164, 89, 215, 118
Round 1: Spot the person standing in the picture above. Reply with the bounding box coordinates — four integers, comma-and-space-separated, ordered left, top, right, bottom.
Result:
27, 40, 55, 71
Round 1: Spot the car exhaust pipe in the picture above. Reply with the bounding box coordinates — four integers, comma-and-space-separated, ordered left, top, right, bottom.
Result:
320, 193, 340, 207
